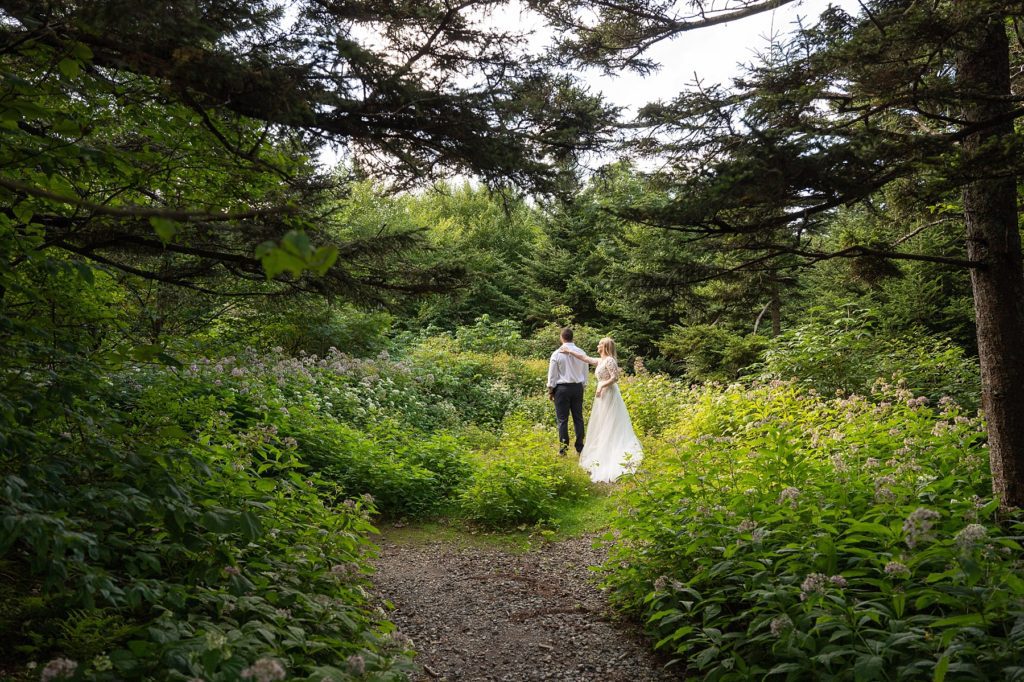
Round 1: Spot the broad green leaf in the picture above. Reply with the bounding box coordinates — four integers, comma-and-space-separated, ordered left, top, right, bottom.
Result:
149, 216, 179, 243
57, 58, 81, 78
932, 613, 985, 628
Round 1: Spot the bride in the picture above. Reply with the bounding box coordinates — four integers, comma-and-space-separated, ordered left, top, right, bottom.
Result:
561, 338, 642, 482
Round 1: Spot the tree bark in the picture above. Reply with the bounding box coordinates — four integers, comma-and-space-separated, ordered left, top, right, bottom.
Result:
769, 282, 781, 338
957, 13, 1024, 507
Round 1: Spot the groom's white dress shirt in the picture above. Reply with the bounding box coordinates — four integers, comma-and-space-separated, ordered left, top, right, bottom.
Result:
547, 342, 590, 388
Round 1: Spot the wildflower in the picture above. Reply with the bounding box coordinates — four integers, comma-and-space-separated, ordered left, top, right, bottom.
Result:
864, 457, 880, 468
903, 508, 941, 548
884, 561, 909, 576
751, 528, 767, 543
40, 658, 77, 681
240, 658, 286, 682
874, 486, 896, 503
954, 523, 988, 550
829, 575, 848, 588
777, 487, 801, 508
874, 474, 896, 489
347, 654, 366, 675
330, 563, 357, 578
205, 631, 228, 649
799, 573, 828, 600
653, 575, 669, 592
736, 519, 758, 533
769, 615, 792, 637
360, 493, 375, 506
830, 454, 848, 473
92, 654, 112, 672
386, 631, 414, 650
224, 566, 241, 576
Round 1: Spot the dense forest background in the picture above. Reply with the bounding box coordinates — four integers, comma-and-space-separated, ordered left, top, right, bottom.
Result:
3, 0, 1024, 680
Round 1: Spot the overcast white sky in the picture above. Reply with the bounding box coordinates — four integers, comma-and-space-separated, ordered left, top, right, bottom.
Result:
575, 0, 863, 113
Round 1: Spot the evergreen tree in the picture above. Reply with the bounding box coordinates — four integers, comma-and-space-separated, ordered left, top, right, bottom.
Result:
541, 0, 1024, 505
0, 0, 612, 295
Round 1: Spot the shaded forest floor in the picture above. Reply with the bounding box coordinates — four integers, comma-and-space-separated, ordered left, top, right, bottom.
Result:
371, 525, 682, 681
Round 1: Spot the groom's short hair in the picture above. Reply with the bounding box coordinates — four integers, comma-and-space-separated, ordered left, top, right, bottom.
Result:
560, 326, 573, 342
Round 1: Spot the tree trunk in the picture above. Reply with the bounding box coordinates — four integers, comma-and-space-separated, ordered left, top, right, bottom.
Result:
957, 14, 1024, 507
769, 282, 781, 337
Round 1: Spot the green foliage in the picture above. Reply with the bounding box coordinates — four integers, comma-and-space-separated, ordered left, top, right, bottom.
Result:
602, 381, 1024, 680
658, 324, 769, 382
758, 310, 980, 407
458, 418, 593, 527
453, 315, 524, 355
619, 372, 692, 439
260, 304, 394, 358
1, 378, 413, 679
521, 322, 608, 360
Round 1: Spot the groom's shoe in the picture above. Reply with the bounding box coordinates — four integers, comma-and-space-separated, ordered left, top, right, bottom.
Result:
559, 444, 569, 457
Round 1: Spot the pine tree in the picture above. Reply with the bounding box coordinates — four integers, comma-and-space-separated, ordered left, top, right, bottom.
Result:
540, 0, 1024, 505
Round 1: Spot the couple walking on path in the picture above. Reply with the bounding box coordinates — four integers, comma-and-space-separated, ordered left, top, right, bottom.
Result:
546, 327, 643, 482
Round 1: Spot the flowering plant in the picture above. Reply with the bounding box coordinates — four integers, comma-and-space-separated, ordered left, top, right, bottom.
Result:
602, 381, 1024, 679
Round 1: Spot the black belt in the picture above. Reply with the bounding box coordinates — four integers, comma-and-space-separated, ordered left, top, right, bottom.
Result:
555, 382, 584, 386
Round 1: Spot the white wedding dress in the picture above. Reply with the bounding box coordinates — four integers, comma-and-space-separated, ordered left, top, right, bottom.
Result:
579, 357, 643, 483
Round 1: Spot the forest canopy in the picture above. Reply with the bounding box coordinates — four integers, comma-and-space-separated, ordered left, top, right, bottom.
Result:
3, 1, 1024, 680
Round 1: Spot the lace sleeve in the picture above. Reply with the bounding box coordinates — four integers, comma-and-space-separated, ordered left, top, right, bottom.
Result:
605, 357, 621, 381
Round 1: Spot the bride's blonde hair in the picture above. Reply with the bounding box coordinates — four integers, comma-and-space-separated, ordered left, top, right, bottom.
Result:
598, 337, 617, 360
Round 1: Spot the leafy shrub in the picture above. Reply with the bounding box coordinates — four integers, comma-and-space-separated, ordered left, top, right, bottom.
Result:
522, 322, 607, 360
658, 324, 769, 381
758, 310, 980, 407
619, 372, 692, 439
453, 314, 524, 354
603, 381, 1024, 680
459, 418, 592, 527
1, 387, 413, 680
290, 416, 473, 518
406, 336, 540, 428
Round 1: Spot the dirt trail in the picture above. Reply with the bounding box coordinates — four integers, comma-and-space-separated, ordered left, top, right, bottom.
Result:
371, 532, 682, 681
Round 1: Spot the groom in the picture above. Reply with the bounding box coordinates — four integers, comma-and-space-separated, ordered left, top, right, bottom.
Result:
547, 327, 589, 457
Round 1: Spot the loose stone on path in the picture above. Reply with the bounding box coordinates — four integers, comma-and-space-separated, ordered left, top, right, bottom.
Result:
371, 533, 682, 681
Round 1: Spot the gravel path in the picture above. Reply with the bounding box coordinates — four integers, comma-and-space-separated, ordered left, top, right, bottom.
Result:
371, 531, 683, 681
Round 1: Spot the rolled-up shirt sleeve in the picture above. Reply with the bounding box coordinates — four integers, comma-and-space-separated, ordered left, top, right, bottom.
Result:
547, 354, 558, 388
